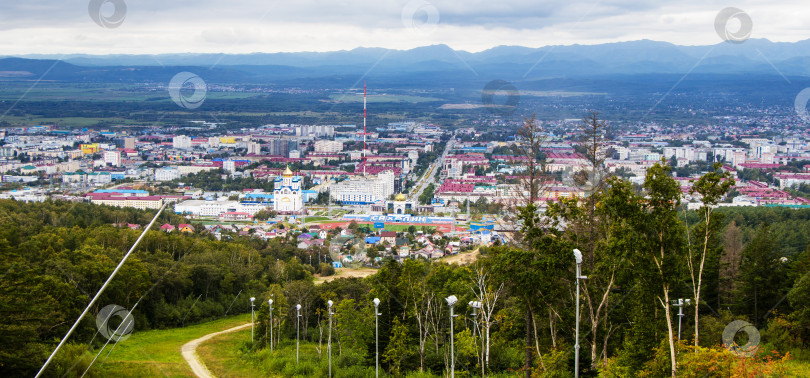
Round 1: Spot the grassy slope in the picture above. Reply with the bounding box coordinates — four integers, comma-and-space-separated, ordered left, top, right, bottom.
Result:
93, 314, 250, 377
195, 328, 265, 378
90, 310, 810, 377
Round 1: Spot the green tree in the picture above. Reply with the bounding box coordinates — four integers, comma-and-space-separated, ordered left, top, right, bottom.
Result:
688, 162, 734, 346
418, 183, 435, 205
738, 223, 787, 326
641, 160, 687, 377
383, 317, 412, 376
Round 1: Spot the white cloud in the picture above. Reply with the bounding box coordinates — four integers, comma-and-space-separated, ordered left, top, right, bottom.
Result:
0, 0, 807, 54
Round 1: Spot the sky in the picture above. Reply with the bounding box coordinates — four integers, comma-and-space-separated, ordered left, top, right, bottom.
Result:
0, 0, 808, 55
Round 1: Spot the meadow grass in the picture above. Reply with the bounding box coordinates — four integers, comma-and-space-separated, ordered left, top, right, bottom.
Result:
92, 313, 250, 377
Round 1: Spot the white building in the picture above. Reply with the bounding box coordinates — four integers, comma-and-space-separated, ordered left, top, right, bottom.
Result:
314, 140, 343, 153
273, 167, 303, 213
173, 135, 192, 149
247, 142, 262, 155
223, 160, 236, 173
296, 125, 334, 137
155, 167, 181, 181
103, 150, 121, 167
663, 147, 698, 163
174, 199, 267, 217
331, 170, 395, 204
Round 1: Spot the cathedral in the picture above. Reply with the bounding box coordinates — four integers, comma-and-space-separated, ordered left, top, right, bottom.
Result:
273, 166, 303, 214
387, 193, 415, 214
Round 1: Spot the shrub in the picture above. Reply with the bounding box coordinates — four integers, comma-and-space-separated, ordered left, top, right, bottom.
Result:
320, 262, 335, 276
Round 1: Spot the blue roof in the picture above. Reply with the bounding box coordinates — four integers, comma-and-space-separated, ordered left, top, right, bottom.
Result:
95, 189, 149, 194
244, 193, 273, 199
365, 237, 381, 244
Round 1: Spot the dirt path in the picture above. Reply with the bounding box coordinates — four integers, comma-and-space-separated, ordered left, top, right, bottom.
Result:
441, 248, 480, 265
314, 267, 377, 284
182, 323, 251, 378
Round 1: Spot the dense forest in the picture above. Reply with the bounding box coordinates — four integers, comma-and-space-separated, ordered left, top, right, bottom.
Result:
0, 200, 324, 376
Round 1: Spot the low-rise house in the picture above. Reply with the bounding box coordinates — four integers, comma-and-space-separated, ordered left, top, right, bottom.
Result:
380, 231, 397, 245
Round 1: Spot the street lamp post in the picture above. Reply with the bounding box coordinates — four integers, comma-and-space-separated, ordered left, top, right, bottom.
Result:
327, 300, 334, 377
446, 295, 458, 378
296, 304, 302, 364
573, 249, 587, 378
250, 297, 256, 346
469, 301, 483, 377
673, 298, 691, 340
373, 298, 381, 378
268, 299, 274, 352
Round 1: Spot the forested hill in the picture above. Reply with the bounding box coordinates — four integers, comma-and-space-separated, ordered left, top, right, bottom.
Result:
0, 200, 315, 375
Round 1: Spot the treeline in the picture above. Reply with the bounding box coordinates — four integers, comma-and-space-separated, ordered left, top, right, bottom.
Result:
161, 169, 275, 192
0, 199, 326, 376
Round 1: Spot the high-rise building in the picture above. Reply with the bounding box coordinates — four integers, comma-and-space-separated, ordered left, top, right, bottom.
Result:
223, 160, 236, 173
103, 150, 121, 167
314, 140, 343, 153
295, 125, 335, 138
330, 170, 395, 204
267, 138, 298, 156
124, 137, 136, 150
173, 135, 192, 149
247, 142, 262, 155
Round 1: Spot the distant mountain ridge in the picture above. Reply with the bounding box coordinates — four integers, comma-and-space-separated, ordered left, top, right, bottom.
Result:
2, 39, 810, 86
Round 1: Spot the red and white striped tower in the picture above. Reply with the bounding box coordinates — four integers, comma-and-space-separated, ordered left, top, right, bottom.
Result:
363, 83, 367, 176
356, 83, 372, 176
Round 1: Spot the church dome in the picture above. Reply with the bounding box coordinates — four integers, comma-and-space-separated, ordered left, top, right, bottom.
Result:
283, 166, 293, 177
395, 193, 406, 201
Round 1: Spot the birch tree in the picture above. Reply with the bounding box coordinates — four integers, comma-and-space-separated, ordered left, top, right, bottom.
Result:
688, 162, 734, 347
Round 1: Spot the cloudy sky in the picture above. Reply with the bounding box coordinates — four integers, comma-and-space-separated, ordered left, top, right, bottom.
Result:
1, 0, 808, 55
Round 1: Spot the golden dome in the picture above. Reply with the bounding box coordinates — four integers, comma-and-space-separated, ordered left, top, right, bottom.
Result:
395, 193, 406, 201
283, 166, 293, 177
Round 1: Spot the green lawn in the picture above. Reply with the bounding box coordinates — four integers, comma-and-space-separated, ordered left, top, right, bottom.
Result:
380, 224, 436, 232
92, 314, 250, 377
196, 327, 268, 378
303, 216, 329, 222
785, 360, 810, 377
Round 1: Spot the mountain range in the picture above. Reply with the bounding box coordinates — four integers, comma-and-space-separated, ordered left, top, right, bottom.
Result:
2, 39, 809, 87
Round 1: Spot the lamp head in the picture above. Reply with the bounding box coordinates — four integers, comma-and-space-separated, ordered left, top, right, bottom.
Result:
268, 299, 273, 306
573, 249, 582, 264
327, 300, 333, 308
250, 297, 255, 303
372, 298, 380, 307
446, 295, 458, 307
469, 301, 481, 315
296, 304, 301, 310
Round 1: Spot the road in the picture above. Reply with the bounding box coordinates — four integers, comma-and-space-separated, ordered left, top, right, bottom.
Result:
182, 323, 252, 378
411, 136, 455, 200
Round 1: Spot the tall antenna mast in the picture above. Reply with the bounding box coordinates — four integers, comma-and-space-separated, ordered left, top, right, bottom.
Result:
363, 82, 367, 176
